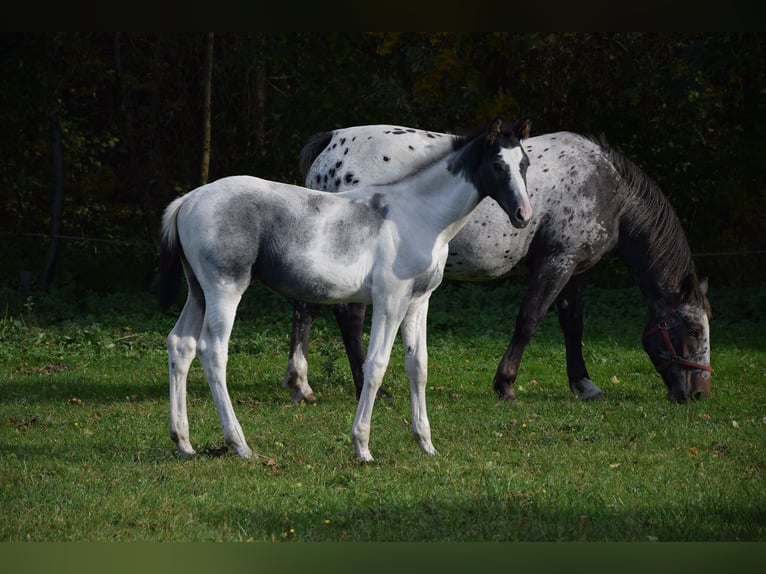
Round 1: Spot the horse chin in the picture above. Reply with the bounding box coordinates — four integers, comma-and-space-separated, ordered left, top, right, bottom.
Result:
665, 371, 711, 403
511, 214, 531, 229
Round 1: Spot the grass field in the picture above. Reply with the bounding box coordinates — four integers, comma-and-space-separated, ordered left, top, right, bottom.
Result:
1, 280, 764, 542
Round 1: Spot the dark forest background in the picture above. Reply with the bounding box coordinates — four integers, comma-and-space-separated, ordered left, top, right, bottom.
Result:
1, 32, 764, 294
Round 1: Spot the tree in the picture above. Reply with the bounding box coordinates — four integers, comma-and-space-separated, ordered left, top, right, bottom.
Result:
40, 34, 65, 291
200, 32, 214, 185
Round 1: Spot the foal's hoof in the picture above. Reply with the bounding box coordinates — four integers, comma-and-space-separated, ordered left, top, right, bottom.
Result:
231, 444, 254, 459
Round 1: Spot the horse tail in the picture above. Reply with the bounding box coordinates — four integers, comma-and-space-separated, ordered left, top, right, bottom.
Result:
158, 195, 186, 311
298, 130, 333, 182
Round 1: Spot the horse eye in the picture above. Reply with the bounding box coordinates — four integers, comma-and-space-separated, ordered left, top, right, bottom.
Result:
687, 326, 701, 338
494, 162, 505, 172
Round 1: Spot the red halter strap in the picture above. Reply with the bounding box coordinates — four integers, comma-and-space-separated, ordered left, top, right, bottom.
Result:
642, 304, 713, 373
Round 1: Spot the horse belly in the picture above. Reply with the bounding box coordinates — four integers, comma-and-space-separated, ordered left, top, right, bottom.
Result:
254, 245, 374, 305
444, 199, 534, 281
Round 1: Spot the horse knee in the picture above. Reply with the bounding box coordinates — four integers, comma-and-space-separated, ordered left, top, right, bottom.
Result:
167, 333, 196, 359
364, 356, 389, 385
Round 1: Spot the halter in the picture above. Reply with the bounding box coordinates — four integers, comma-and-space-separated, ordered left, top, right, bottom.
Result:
642, 304, 713, 373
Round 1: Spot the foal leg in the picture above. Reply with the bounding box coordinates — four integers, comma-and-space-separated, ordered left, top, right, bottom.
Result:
351, 296, 408, 462
555, 275, 604, 400
198, 290, 253, 458
167, 291, 204, 457
282, 301, 320, 403
493, 264, 572, 401
399, 296, 437, 456
335, 302, 394, 403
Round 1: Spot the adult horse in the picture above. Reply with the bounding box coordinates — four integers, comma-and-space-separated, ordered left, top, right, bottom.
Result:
283, 125, 712, 405
158, 118, 533, 462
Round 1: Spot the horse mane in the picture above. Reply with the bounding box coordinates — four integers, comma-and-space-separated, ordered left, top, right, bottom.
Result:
590, 134, 702, 301
299, 131, 334, 178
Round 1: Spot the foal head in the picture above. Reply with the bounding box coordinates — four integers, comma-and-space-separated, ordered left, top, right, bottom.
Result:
453, 117, 533, 228
642, 275, 712, 402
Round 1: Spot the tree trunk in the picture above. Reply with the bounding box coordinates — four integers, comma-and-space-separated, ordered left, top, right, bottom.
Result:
41, 35, 65, 292
200, 32, 214, 185
255, 39, 266, 152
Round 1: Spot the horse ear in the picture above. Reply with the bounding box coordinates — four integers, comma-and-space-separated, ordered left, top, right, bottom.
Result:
680, 273, 707, 302
515, 119, 531, 140
679, 274, 694, 302
487, 117, 503, 144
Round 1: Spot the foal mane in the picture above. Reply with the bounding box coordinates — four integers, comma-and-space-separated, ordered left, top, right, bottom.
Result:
591, 134, 701, 300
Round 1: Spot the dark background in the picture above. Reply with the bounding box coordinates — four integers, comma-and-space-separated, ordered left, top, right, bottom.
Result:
1, 33, 764, 295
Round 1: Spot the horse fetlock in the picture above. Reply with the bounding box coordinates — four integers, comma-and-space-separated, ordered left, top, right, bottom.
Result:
282, 373, 316, 403
493, 377, 518, 402
171, 433, 196, 458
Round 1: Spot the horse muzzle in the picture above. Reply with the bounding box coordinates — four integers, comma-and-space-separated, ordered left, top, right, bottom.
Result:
666, 369, 711, 403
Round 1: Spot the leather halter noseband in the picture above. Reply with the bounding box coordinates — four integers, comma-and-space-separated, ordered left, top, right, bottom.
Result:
642, 304, 713, 373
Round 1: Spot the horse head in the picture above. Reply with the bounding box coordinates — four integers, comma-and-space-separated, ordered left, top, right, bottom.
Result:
475, 117, 534, 229
642, 275, 712, 402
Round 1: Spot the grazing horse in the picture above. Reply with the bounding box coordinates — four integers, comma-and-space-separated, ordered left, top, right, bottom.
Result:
283, 125, 712, 405
158, 118, 533, 462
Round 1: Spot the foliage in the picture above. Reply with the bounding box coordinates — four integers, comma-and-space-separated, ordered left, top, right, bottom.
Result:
0, 33, 764, 288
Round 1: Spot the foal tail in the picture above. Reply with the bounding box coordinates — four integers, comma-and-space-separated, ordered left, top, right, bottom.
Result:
158, 195, 186, 311
298, 130, 333, 182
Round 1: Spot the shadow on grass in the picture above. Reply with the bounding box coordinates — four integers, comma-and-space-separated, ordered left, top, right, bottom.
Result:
210, 495, 766, 542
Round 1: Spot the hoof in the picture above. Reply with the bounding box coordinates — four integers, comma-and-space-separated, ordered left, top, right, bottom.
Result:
495, 387, 518, 402
291, 389, 316, 403
570, 378, 604, 401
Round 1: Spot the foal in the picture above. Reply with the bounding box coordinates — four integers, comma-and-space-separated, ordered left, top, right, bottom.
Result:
158, 118, 532, 462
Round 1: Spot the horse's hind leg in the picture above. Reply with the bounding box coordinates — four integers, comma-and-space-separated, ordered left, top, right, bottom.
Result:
400, 296, 437, 456
333, 303, 368, 399
167, 289, 204, 457
555, 275, 604, 400
198, 289, 253, 458
335, 303, 395, 403
282, 301, 321, 402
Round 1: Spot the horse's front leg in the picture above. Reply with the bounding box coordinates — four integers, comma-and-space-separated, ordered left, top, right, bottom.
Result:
351, 296, 407, 462
493, 266, 571, 401
282, 301, 321, 403
555, 275, 604, 400
400, 295, 437, 456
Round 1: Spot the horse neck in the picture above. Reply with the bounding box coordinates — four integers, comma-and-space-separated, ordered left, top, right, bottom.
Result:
616, 193, 696, 309
390, 152, 482, 240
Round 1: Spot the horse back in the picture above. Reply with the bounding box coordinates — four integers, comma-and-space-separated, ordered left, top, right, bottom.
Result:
304, 125, 456, 192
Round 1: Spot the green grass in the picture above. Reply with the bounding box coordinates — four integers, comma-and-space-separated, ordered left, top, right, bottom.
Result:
1, 281, 764, 541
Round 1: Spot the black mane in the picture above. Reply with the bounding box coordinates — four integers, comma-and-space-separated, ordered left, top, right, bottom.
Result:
591, 134, 702, 301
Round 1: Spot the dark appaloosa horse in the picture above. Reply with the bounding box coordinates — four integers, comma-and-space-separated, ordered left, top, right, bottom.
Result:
282, 124, 711, 405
